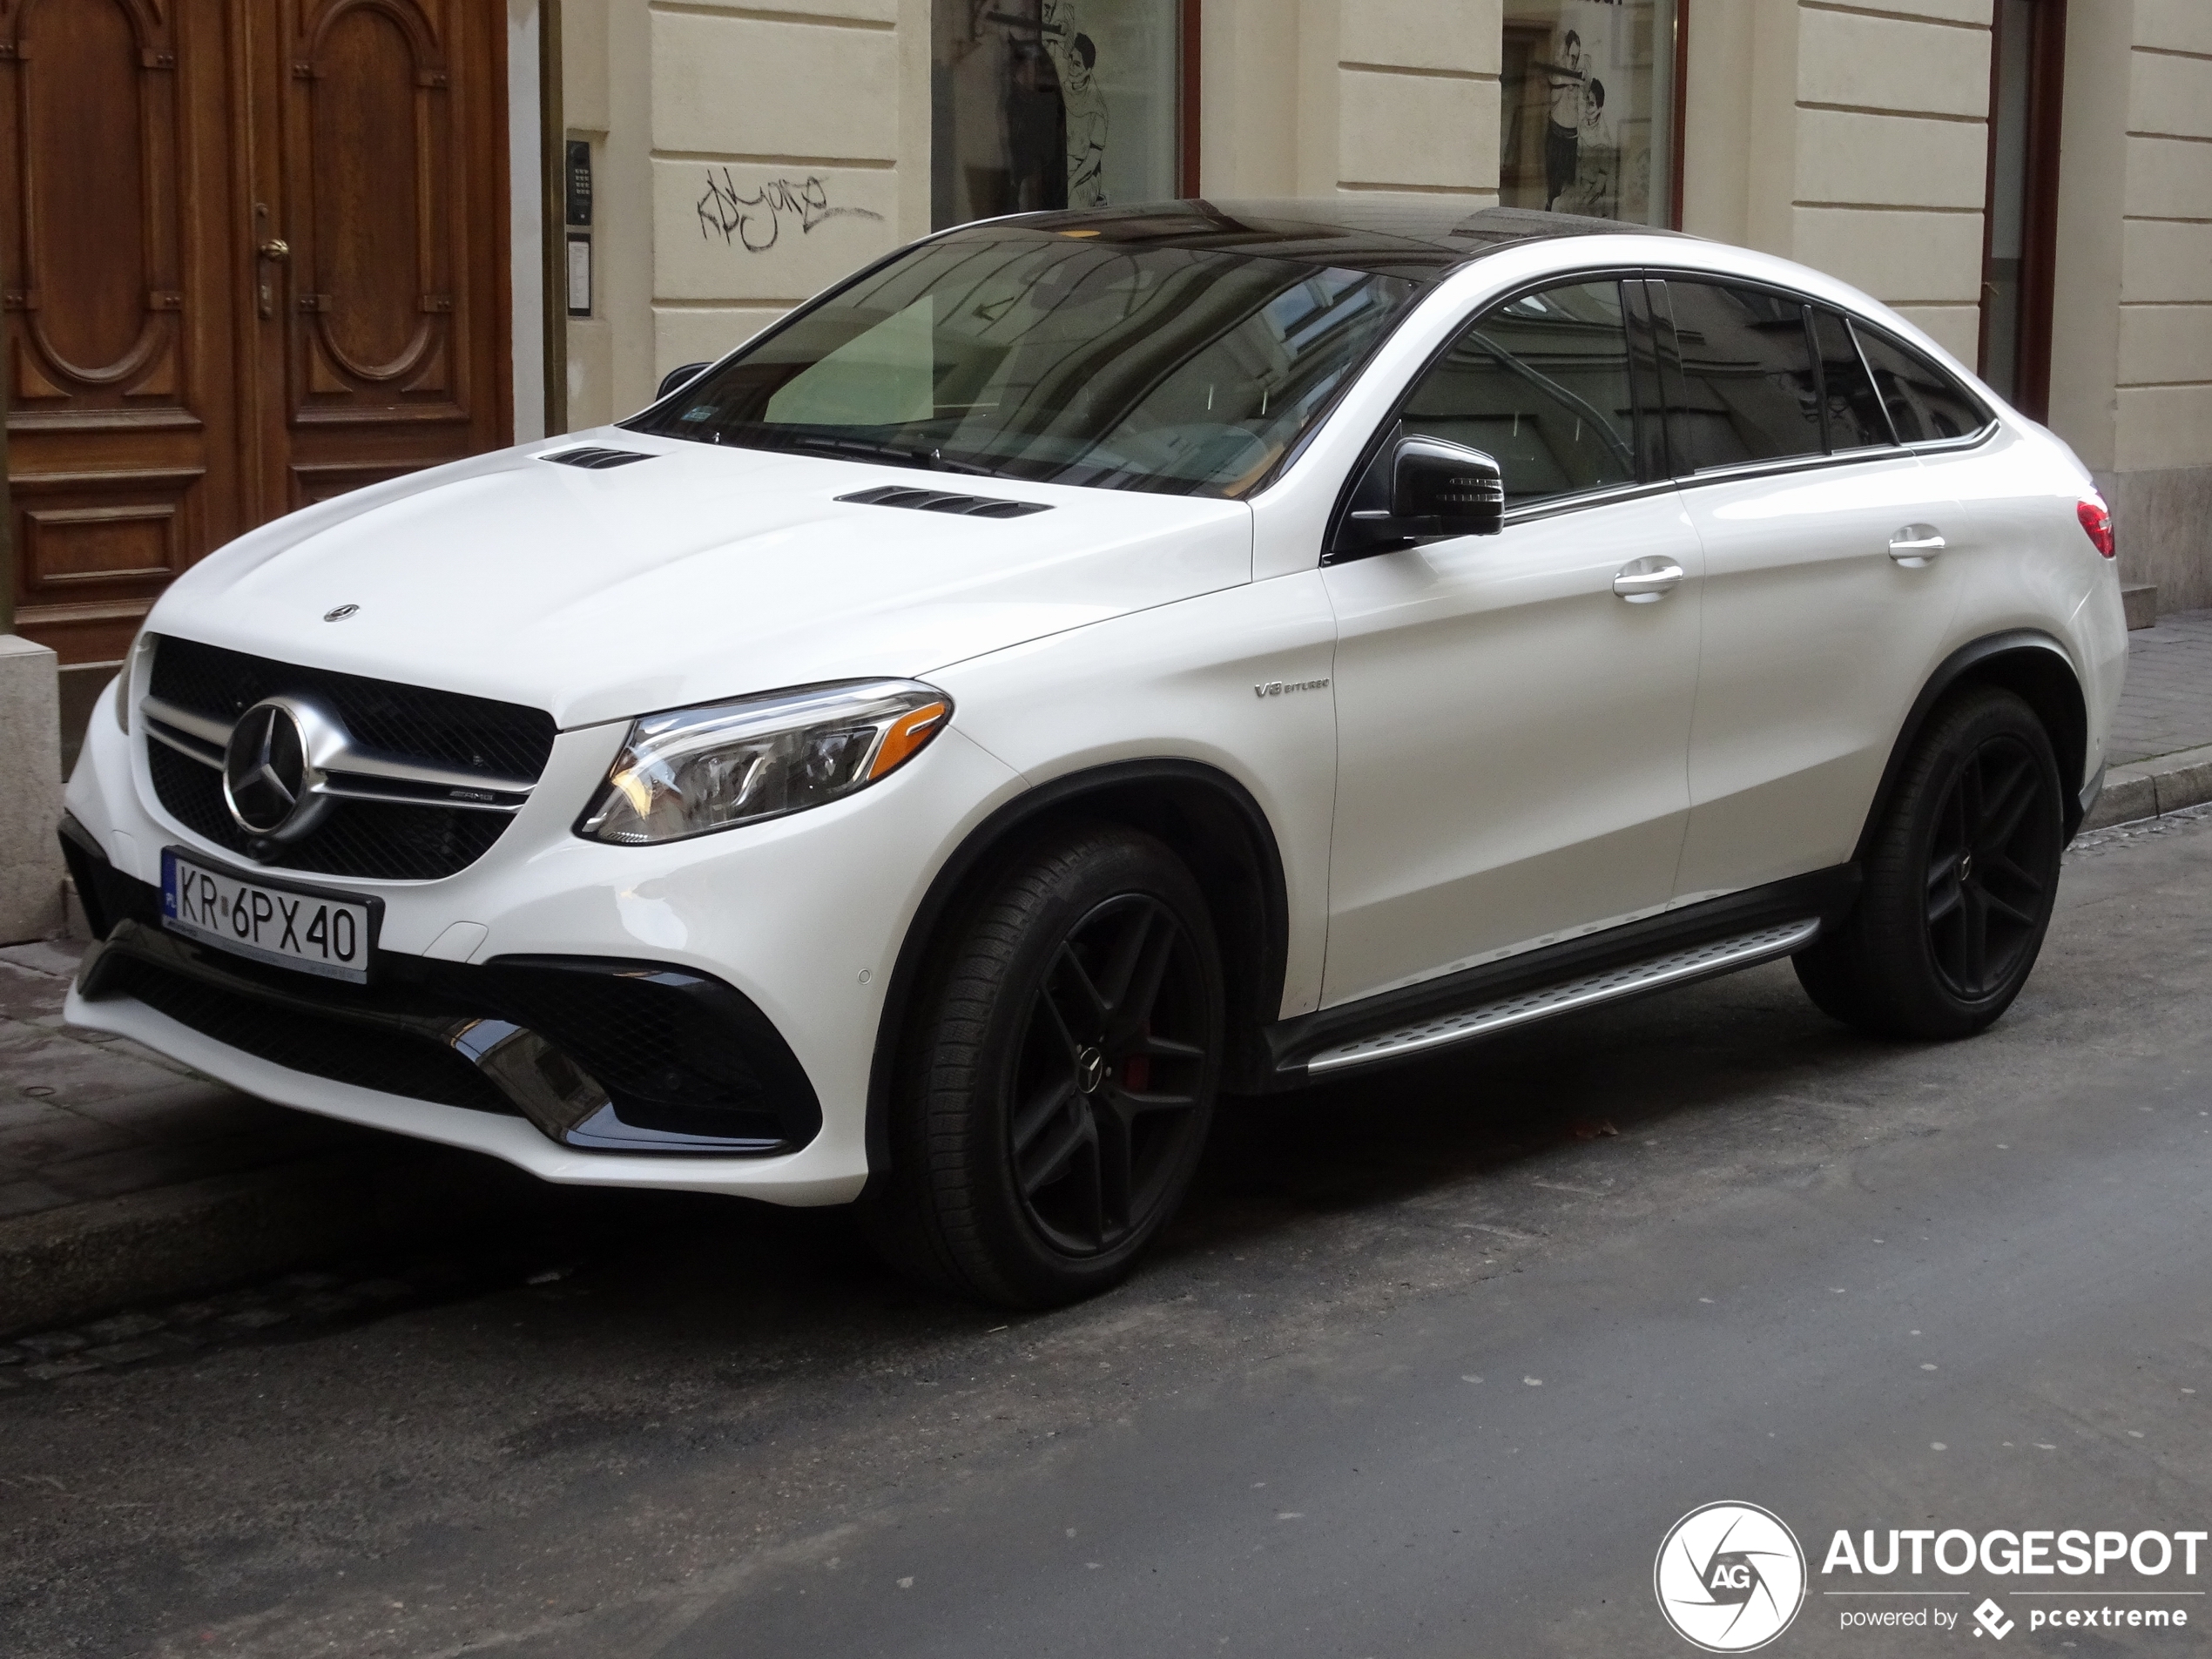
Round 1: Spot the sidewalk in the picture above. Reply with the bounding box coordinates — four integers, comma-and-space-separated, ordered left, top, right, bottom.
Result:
2082, 608, 2212, 830
5, 610, 2212, 1344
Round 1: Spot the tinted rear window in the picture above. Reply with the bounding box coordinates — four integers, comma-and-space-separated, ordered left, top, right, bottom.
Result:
1851, 324, 1993, 445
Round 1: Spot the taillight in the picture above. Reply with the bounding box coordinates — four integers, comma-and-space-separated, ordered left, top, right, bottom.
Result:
2077, 498, 2115, 559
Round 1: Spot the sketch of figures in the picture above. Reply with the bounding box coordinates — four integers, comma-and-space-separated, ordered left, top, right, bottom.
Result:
1535, 28, 1584, 211
1554, 73, 1621, 219
931, 0, 1174, 229
1042, 0, 1109, 207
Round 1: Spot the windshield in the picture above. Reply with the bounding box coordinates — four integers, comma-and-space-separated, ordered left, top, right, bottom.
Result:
625, 227, 1424, 497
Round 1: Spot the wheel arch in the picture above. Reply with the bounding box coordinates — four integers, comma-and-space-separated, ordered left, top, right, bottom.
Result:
1857, 630, 2091, 861
862, 759, 1292, 1183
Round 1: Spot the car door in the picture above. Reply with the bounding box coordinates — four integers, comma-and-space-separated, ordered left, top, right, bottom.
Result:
1319, 277, 1705, 1008
1656, 279, 1966, 902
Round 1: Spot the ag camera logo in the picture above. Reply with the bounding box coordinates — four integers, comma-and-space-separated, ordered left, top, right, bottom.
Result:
1656, 1501, 1809, 1651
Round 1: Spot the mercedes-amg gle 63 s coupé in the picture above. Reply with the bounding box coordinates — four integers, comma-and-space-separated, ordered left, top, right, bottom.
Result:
62, 202, 2128, 1306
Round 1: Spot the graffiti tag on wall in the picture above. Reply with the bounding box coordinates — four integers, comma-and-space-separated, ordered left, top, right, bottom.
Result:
695, 171, 883, 253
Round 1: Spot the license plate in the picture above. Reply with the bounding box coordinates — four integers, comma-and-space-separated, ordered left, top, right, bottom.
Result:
161, 847, 380, 983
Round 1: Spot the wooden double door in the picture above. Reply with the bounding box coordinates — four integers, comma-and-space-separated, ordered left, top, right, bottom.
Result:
0, 0, 511, 669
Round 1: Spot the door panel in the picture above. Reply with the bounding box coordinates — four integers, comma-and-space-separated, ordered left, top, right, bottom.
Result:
1322, 493, 1703, 1007
1655, 280, 1968, 901
1321, 275, 1699, 1008
1, 0, 242, 664
1672, 456, 1961, 901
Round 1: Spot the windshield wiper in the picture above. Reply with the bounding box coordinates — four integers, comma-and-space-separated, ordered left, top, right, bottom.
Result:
782, 435, 1003, 477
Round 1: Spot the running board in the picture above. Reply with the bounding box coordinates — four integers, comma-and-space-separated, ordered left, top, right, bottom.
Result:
1304, 917, 1822, 1076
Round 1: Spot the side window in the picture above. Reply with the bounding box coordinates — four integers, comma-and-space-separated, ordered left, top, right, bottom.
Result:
1399, 280, 1640, 509
1851, 325, 1993, 445
1660, 281, 1824, 471
1811, 307, 1894, 451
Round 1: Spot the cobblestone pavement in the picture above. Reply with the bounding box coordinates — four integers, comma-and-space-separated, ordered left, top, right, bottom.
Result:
0, 940, 368, 1224
3, 610, 2208, 1244
2107, 605, 2212, 765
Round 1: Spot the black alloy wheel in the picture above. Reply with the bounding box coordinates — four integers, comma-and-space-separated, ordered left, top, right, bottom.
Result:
1920, 730, 2061, 1001
1795, 686, 2065, 1039
1008, 893, 1212, 1258
866, 825, 1224, 1307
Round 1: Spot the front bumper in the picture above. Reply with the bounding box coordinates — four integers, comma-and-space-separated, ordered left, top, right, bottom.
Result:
61, 671, 1030, 1204
64, 833, 837, 1182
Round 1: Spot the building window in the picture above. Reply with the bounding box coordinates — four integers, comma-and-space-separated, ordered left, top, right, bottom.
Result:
1979, 0, 2064, 419
1500, 0, 1679, 226
930, 0, 1184, 230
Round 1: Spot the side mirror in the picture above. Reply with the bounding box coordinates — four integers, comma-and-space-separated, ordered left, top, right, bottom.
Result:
1392, 435, 1504, 537
657, 361, 711, 401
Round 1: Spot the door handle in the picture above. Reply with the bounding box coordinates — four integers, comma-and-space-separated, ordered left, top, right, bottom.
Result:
1888, 525, 1946, 567
1613, 558, 1685, 603
257, 238, 290, 261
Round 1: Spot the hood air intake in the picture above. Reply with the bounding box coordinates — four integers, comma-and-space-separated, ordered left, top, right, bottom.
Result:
837, 484, 1051, 520
539, 446, 654, 469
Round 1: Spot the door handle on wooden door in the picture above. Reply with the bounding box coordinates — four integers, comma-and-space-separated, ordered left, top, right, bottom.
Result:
253, 238, 289, 320
1888, 525, 1946, 567
1613, 557, 1686, 603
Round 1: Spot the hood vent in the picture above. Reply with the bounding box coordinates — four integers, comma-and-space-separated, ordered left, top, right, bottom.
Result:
837, 484, 1051, 520
539, 446, 654, 469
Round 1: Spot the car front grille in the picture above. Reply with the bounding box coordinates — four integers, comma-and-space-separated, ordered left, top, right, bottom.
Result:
145, 635, 558, 880
148, 741, 516, 880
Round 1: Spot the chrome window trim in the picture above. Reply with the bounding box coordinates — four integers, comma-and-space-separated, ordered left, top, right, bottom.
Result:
1676, 445, 1923, 490
1500, 475, 1680, 527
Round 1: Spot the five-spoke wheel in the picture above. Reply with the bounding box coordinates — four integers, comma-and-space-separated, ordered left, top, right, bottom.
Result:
1796, 686, 2064, 1038
1921, 730, 2061, 1001
866, 826, 1224, 1307
1010, 894, 1213, 1258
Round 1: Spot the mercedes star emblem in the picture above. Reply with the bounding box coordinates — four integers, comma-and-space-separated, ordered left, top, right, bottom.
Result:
323, 604, 359, 622
222, 701, 311, 836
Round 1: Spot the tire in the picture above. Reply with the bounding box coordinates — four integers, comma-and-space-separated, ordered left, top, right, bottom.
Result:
863, 825, 1224, 1308
1793, 685, 2065, 1039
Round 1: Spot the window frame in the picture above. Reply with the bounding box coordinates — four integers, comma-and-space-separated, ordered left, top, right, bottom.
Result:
1845, 314, 2000, 458
1641, 269, 2000, 492
1320, 266, 1678, 561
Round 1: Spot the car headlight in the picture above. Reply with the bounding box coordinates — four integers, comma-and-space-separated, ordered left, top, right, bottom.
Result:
576, 679, 952, 845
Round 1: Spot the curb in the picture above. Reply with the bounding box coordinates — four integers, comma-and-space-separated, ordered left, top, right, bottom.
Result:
0, 1144, 565, 1339
2080, 741, 2212, 833
0, 1159, 378, 1338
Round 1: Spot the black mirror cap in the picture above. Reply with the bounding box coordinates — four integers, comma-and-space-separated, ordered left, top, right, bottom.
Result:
1392, 435, 1504, 536
657, 361, 711, 401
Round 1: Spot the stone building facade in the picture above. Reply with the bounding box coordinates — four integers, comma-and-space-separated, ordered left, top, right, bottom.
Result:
543, 0, 2209, 611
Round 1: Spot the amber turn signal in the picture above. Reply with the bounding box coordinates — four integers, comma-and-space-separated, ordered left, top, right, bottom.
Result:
869, 700, 951, 780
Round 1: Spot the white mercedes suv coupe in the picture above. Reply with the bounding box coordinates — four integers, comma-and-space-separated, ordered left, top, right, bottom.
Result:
61, 202, 2128, 1306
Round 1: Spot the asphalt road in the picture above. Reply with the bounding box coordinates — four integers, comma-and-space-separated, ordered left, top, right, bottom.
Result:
5, 806, 2210, 1658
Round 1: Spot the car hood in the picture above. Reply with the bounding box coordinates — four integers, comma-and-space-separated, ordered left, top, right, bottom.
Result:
147, 432, 1254, 729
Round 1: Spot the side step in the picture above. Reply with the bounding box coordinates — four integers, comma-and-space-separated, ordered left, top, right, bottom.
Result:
1305, 917, 1822, 1075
